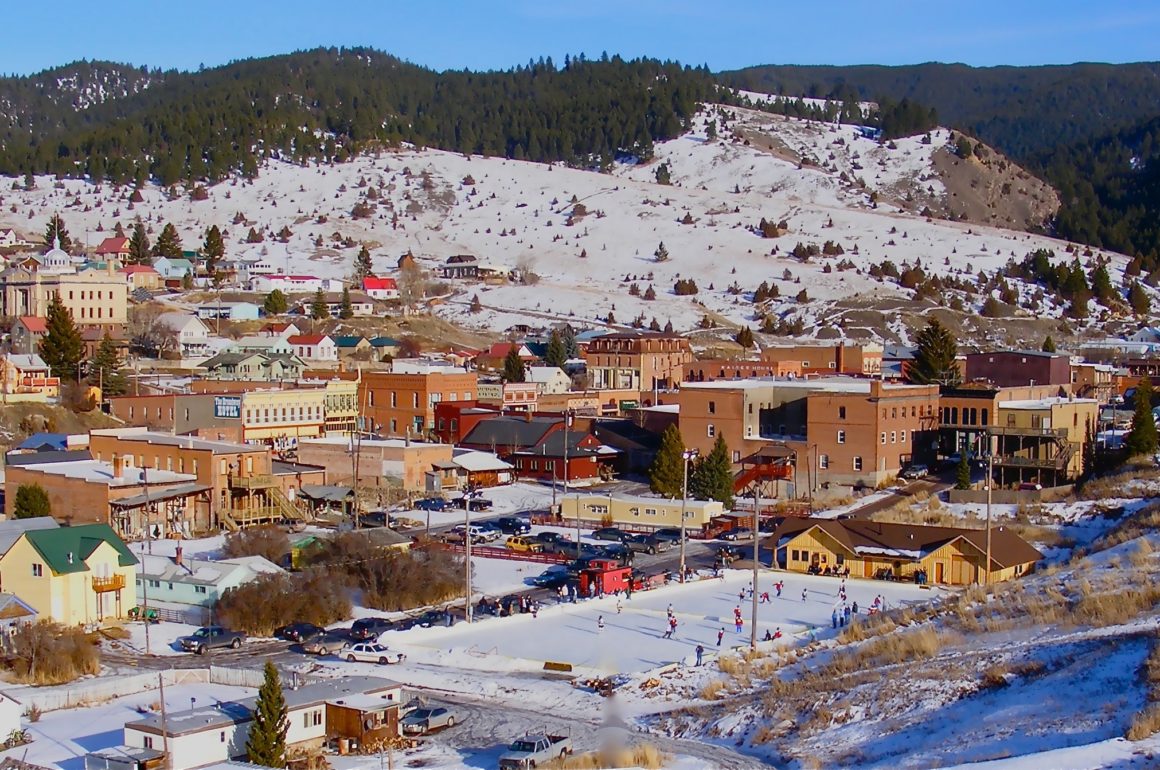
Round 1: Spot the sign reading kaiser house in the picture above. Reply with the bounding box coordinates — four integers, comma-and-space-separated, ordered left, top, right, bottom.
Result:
214, 395, 242, 419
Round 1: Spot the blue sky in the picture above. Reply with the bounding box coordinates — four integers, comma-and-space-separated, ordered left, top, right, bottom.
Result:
4, 0, 1158, 75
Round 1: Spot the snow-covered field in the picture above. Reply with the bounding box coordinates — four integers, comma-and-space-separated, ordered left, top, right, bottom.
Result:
397, 569, 935, 674
0, 104, 1131, 338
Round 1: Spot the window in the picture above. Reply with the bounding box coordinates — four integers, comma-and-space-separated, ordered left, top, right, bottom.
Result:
900, 430, 907, 443
195, 586, 208, 594
167, 582, 173, 591
890, 431, 896, 444
708, 400, 716, 415
149, 580, 161, 589
838, 406, 846, 419
881, 432, 887, 445
31, 564, 42, 577
143, 737, 154, 750
732, 450, 741, 463
853, 456, 863, 471
412, 393, 419, 408
220, 732, 226, 743
645, 508, 657, 516
707, 424, 716, 437
837, 430, 846, 444
819, 454, 829, 469
390, 391, 397, 407
891, 408, 897, 419
791, 549, 800, 561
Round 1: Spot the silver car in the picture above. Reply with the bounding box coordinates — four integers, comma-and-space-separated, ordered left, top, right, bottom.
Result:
400, 706, 457, 735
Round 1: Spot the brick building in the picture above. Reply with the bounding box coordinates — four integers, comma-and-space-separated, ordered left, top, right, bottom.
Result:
963, 350, 1071, 388
359, 369, 478, 438
585, 332, 692, 391
296, 436, 452, 492
677, 377, 939, 490
684, 359, 802, 382
760, 342, 883, 376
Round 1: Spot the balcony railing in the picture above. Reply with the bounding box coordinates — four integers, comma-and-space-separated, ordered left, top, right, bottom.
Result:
993, 453, 1070, 469
228, 474, 276, 490
989, 426, 1069, 439
92, 574, 125, 592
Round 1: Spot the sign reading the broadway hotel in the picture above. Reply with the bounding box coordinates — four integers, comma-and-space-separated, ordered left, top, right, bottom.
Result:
214, 395, 242, 418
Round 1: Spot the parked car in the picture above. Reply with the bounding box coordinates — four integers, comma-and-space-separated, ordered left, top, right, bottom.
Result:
476, 521, 504, 542
598, 543, 634, 566
590, 527, 629, 543
400, 706, 458, 735
445, 525, 487, 544
406, 609, 455, 628
495, 516, 531, 535
531, 565, 571, 589
349, 617, 395, 640
499, 734, 573, 769
414, 498, 450, 511
454, 496, 493, 511
341, 641, 406, 665
625, 534, 671, 554
555, 541, 600, 560
653, 527, 683, 542
177, 626, 245, 655
719, 527, 753, 541
899, 463, 929, 480
300, 631, 348, 656
531, 532, 571, 552
506, 535, 544, 553
274, 622, 323, 642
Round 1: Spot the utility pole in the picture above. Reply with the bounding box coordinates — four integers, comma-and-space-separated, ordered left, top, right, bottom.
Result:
679, 449, 698, 583
984, 436, 994, 586
750, 481, 760, 650
158, 672, 171, 770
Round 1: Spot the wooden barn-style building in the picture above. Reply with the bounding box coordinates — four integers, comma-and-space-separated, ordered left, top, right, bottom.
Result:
769, 517, 1042, 585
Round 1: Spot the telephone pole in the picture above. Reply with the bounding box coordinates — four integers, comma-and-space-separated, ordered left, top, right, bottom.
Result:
750, 482, 760, 650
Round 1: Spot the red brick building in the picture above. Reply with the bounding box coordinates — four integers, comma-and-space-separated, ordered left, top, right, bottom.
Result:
963, 351, 1071, 388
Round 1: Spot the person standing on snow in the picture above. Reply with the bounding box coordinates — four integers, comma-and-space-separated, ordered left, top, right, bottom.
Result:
597, 615, 605, 632
695, 644, 704, 666
802, 588, 808, 602
717, 628, 725, 646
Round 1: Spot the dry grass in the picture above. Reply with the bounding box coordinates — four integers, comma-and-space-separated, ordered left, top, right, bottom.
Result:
6, 622, 100, 685
547, 744, 667, 769
699, 679, 729, 701
1127, 704, 1160, 741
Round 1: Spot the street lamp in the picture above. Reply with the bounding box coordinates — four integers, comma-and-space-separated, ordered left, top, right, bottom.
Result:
679, 448, 699, 583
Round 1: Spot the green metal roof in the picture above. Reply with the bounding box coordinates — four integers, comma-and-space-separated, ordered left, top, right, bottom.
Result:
23, 524, 137, 575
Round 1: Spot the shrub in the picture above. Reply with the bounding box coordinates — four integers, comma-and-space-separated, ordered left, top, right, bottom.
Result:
305, 535, 463, 612
216, 569, 352, 636
7, 622, 100, 684
222, 526, 289, 564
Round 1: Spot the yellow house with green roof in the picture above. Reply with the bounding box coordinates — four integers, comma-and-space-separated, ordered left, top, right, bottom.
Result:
0, 523, 137, 625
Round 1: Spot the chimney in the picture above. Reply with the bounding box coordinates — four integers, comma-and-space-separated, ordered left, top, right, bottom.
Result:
174, 543, 183, 567
835, 343, 845, 373
112, 454, 124, 479
525, 410, 534, 423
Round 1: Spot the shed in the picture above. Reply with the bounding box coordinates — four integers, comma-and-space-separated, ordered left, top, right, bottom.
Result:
325, 692, 402, 749
85, 745, 167, 770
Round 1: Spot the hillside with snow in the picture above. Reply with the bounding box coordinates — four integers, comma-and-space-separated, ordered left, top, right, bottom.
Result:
0, 104, 1138, 342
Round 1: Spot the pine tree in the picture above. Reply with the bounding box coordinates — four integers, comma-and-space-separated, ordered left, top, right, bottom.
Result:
246, 661, 288, 768
39, 293, 84, 380
128, 222, 150, 265
544, 330, 566, 368
12, 484, 51, 519
561, 325, 580, 359
735, 326, 755, 348
955, 452, 971, 490
1124, 377, 1158, 457
1041, 335, 1057, 353
1129, 281, 1151, 315
502, 346, 526, 382
310, 289, 329, 320
689, 434, 734, 509
908, 319, 961, 386
339, 286, 354, 319
152, 222, 183, 259
354, 244, 374, 281
263, 290, 288, 315
653, 241, 669, 262
648, 424, 686, 497
203, 225, 225, 276
114, 221, 126, 238
43, 214, 72, 252
1089, 262, 1115, 304
88, 333, 127, 396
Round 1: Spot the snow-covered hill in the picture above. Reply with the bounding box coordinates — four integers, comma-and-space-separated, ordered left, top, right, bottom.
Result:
0, 105, 1134, 339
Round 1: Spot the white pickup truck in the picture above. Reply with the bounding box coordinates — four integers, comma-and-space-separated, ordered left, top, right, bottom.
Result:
497, 733, 573, 768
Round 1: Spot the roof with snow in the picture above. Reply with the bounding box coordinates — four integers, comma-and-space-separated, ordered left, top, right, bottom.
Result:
118, 264, 158, 275
5, 354, 49, 371
770, 518, 1043, 570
